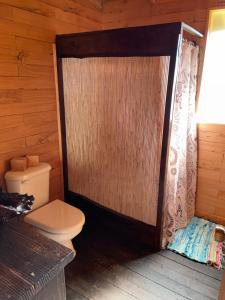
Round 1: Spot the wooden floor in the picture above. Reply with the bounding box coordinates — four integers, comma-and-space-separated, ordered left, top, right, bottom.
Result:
65, 225, 223, 300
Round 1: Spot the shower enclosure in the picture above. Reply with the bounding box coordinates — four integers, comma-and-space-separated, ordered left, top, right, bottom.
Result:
56, 23, 202, 249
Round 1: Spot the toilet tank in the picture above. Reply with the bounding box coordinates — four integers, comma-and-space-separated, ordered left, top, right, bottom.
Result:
5, 163, 52, 210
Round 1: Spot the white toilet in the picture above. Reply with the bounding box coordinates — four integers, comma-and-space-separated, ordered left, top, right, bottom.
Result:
5, 163, 85, 253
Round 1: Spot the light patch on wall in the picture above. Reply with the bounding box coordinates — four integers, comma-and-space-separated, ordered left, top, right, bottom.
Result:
197, 9, 225, 124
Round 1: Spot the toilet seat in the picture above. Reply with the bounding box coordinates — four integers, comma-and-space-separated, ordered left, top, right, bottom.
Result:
24, 199, 85, 235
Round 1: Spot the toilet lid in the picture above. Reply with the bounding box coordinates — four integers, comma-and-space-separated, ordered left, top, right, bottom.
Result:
25, 200, 85, 234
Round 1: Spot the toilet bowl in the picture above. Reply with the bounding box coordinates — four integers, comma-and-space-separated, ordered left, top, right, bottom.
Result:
5, 163, 85, 253
24, 199, 85, 253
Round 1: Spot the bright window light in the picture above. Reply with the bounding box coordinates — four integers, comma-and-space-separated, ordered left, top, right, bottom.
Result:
197, 9, 225, 124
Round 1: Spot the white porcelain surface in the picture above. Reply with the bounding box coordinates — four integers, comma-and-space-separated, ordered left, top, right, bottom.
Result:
5, 163, 85, 253
24, 199, 85, 253
25, 199, 85, 234
38, 228, 80, 253
5, 163, 51, 209
5, 163, 51, 182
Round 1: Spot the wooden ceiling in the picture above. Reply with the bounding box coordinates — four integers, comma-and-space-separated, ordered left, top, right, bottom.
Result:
90, 0, 103, 10
76, 0, 103, 10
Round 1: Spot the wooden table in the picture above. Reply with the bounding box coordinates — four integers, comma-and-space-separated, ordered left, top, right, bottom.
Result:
0, 217, 74, 300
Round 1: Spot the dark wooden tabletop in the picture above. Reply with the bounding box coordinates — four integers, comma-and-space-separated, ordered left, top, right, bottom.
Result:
0, 217, 74, 300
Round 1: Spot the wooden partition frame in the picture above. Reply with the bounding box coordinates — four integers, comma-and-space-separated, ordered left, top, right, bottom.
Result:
56, 22, 203, 250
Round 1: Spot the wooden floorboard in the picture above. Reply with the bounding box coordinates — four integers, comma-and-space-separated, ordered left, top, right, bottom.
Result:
65, 225, 223, 300
159, 250, 222, 281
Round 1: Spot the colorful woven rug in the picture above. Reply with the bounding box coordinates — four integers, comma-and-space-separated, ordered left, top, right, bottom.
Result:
167, 217, 224, 268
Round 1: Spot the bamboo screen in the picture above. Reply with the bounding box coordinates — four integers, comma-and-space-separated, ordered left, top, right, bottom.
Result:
62, 57, 170, 226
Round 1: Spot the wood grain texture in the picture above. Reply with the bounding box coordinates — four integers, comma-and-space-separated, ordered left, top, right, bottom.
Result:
219, 271, 225, 300
65, 222, 222, 300
0, 218, 74, 300
62, 56, 169, 225
2, 0, 220, 222
0, 0, 102, 199
102, 0, 225, 32
101, 0, 225, 225
34, 270, 66, 300
196, 124, 225, 225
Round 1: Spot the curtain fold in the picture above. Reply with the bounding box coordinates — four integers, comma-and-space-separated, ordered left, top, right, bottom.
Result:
162, 40, 199, 248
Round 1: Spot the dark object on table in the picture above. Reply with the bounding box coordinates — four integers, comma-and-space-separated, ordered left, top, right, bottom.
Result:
0, 191, 34, 212
0, 191, 34, 224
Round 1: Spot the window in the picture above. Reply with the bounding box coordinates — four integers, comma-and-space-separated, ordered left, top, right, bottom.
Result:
197, 9, 225, 124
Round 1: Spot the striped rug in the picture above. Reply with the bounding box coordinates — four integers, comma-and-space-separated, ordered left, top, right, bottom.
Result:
167, 217, 223, 268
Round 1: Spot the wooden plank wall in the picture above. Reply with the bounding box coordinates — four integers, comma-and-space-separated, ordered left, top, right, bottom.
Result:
0, 0, 102, 200
102, 0, 225, 225
197, 124, 225, 225
2, 0, 224, 223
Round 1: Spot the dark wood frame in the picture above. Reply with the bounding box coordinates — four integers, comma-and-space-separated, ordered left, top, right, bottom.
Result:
56, 22, 202, 250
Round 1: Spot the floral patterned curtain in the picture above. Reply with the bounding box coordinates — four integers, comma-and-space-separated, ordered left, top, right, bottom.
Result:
162, 40, 199, 248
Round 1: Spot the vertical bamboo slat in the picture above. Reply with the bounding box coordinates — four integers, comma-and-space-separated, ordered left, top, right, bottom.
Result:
63, 57, 169, 225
